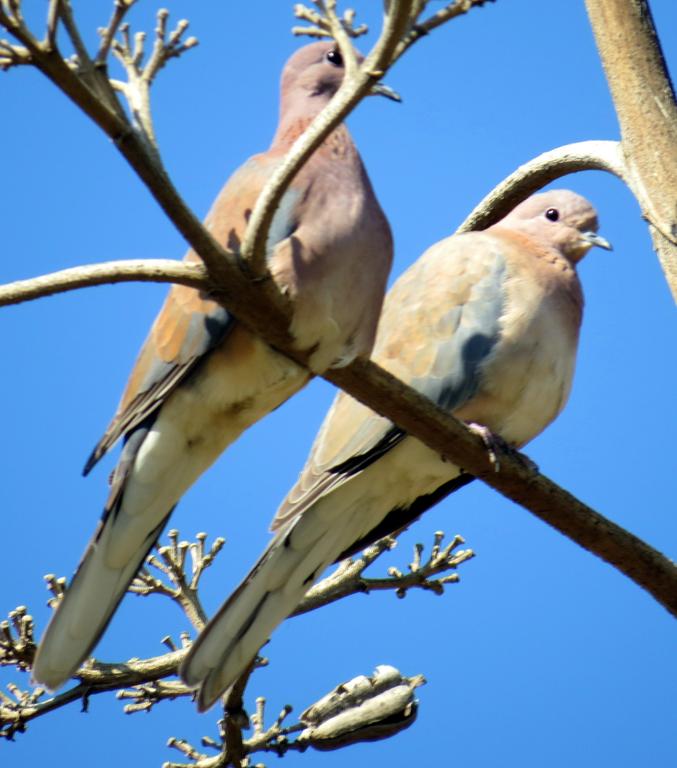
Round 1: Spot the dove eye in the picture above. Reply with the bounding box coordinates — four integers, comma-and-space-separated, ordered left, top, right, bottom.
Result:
326, 49, 343, 67
545, 208, 560, 222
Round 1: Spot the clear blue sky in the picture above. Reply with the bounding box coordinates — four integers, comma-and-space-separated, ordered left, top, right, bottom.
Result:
2, 2, 675, 766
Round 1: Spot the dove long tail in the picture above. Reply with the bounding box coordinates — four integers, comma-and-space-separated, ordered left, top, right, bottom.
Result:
181, 515, 341, 712
32, 507, 170, 691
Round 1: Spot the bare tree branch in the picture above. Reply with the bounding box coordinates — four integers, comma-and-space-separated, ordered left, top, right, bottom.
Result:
0, 649, 185, 738
326, 359, 677, 618
393, 0, 495, 64
130, 530, 225, 632
0, 528, 468, 736
295, 532, 474, 614
458, 140, 627, 232
585, 0, 677, 302
0, 259, 206, 307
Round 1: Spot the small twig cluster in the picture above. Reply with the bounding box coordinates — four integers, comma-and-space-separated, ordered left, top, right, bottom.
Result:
0, 682, 45, 740
0, 0, 197, 152
296, 530, 474, 614
166, 697, 304, 768
106, 7, 197, 143
130, 529, 225, 631
0, 0, 31, 71
0, 527, 469, 752
0, 606, 36, 672
293, 2, 368, 41
386, 531, 472, 597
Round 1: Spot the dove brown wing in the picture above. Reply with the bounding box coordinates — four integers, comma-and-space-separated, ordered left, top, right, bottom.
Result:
83, 155, 289, 474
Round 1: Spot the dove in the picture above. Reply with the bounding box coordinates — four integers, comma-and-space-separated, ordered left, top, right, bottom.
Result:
33, 41, 395, 691
180, 189, 611, 710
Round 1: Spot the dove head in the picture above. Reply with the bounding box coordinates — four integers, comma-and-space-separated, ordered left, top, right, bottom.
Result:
271, 42, 354, 147
500, 190, 612, 264
274, 42, 398, 146
280, 42, 352, 105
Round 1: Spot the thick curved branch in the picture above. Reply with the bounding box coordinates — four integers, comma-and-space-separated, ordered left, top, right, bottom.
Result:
585, 0, 677, 302
0, 259, 206, 307
458, 140, 627, 231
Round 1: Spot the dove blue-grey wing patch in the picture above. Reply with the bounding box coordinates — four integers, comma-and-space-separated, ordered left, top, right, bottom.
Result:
413, 253, 506, 412
266, 186, 302, 257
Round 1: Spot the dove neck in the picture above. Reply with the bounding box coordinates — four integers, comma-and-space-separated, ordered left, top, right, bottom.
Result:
270, 109, 353, 156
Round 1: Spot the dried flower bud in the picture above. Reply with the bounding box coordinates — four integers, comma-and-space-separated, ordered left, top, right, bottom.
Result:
298, 665, 425, 750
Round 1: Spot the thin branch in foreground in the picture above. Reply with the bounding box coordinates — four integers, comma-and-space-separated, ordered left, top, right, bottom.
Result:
241, 0, 420, 278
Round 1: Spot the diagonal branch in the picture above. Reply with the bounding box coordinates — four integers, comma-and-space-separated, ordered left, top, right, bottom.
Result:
326, 359, 677, 617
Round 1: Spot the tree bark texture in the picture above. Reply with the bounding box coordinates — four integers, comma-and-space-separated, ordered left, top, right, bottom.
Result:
585, 0, 677, 302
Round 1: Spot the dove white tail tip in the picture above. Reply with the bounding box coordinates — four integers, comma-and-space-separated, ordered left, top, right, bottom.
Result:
31, 659, 75, 692
197, 678, 231, 713
32, 534, 145, 691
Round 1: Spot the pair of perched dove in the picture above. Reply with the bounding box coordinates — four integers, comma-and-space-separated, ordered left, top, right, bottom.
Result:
32, 42, 611, 711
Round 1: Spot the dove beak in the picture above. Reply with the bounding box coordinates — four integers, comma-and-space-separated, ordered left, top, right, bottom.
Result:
370, 82, 402, 102
581, 231, 613, 251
